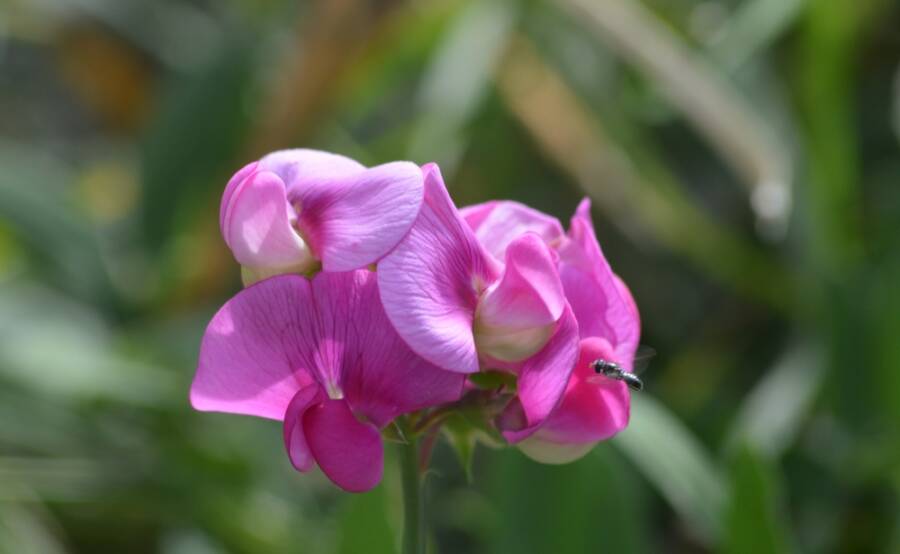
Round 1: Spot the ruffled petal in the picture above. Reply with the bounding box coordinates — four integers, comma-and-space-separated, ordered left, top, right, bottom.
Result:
191, 276, 316, 420
461, 200, 565, 260
475, 233, 566, 362
303, 398, 384, 492
559, 199, 640, 365
308, 271, 467, 426
282, 385, 323, 472
518, 337, 630, 463
288, 161, 425, 272
220, 168, 315, 273
499, 306, 579, 443
378, 164, 498, 374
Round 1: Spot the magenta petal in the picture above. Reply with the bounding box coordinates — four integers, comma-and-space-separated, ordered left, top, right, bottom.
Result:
221, 169, 313, 271
378, 164, 498, 374
520, 337, 630, 463
308, 271, 466, 426
303, 398, 384, 492
289, 161, 425, 271
559, 199, 640, 365
282, 386, 323, 472
461, 200, 565, 260
475, 233, 566, 362
501, 306, 579, 443
534, 338, 630, 443
191, 276, 316, 420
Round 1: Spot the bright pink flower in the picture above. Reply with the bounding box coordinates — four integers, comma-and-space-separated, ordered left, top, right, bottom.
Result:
190, 270, 465, 492
462, 198, 639, 462
220, 149, 424, 283
378, 165, 579, 442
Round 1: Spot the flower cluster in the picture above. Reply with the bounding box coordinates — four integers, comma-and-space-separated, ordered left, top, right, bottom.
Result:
191, 150, 640, 491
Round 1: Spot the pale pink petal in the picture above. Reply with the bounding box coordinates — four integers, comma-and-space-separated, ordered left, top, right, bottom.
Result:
303, 398, 384, 492
499, 306, 579, 443
518, 337, 630, 463
517, 438, 594, 465
220, 161, 258, 236
461, 200, 565, 259
258, 149, 366, 193
559, 198, 640, 363
190, 276, 317, 420
289, 161, 425, 271
220, 169, 314, 271
308, 271, 466, 426
378, 164, 498, 374
282, 386, 323, 472
475, 233, 566, 362
458, 201, 499, 232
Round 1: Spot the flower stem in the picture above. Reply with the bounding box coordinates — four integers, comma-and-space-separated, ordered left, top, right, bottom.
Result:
399, 436, 425, 554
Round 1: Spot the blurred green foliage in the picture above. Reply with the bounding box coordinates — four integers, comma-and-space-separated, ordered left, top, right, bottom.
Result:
1, 0, 899, 552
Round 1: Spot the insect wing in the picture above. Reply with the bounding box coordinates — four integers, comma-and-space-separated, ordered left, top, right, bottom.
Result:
631, 345, 656, 375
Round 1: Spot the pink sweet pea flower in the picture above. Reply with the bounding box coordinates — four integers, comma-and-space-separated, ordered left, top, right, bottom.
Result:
190, 270, 465, 492
461, 198, 639, 462
378, 165, 579, 442
220, 149, 425, 284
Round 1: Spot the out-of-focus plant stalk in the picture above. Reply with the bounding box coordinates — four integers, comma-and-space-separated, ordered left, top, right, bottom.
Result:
795, 0, 884, 274
246, 0, 403, 158
556, 0, 792, 238
497, 37, 800, 315
398, 436, 425, 554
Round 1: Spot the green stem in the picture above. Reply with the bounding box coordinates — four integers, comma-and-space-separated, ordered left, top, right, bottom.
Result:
399, 436, 425, 554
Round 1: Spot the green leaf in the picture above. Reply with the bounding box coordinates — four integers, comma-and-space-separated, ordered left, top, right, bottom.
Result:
482, 447, 650, 554
724, 445, 792, 554
613, 395, 726, 544
727, 344, 823, 459
443, 413, 479, 482
140, 36, 257, 251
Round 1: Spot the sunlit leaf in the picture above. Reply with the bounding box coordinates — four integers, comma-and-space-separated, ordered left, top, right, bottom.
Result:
613, 395, 726, 544
727, 344, 824, 459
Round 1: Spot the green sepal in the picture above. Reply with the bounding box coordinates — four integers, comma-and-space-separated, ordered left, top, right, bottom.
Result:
468, 370, 517, 391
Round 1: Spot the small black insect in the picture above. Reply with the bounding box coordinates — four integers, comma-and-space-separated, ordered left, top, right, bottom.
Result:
590, 359, 644, 391
588, 346, 655, 392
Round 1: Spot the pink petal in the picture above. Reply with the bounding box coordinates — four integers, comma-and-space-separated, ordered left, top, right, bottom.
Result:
282, 386, 323, 472
288, 161, 425, 272
190, 276, 317, 420
612, 274, 641, 368
220, 161, 259, 236
220, 169, 314, 271
378, 164, 498, 374
461, 200, 565, 259
475, 233, 566, 362
308, 271, 466, 426
303, 398, 384, 492
519, 337, 630, 463
517, 439, 594, 465
500, 306, 580, 443
559, 199, 640, 365
258, 149, 366, 193
458, 201, 498, 232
